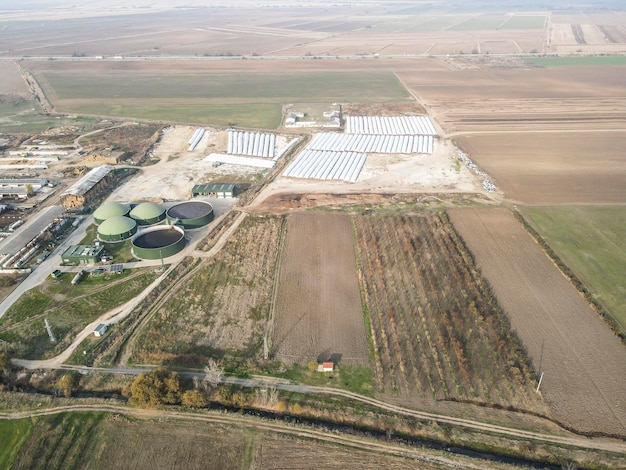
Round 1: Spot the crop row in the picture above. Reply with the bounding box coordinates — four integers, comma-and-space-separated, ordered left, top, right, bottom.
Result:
353, 212, 539, 409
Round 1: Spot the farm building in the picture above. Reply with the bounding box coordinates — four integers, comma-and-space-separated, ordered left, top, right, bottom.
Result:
93, 323, 108, 337
97, 216, 137, 242
93, 202, 131, 225
0, 178, 49, 200
191, 184, 236, 198
61, 244, 106, 265
129, 202, 166, 226
166, 201, 214, 229
60, 165, 113, 209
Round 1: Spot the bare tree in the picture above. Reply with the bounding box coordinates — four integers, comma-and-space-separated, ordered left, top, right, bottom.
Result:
268, 386, 279, 406
203, 358, 224, 390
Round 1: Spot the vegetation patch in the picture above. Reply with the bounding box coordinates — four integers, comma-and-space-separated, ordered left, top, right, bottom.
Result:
0, 269, 160, 359
0, 419, 34, 469
131, 216, 283, 368
524, 56, 626, 67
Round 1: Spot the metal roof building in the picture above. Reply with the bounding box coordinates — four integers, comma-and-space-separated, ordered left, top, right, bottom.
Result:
61, 165, 113, 208
191, 184, 236, 198
61, 244, 105, 265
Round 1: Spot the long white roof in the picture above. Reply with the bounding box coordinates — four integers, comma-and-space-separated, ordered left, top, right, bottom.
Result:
61, 165, 113, 197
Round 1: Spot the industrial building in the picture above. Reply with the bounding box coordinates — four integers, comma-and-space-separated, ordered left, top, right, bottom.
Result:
166, 201, 214, 229
129, 202, 166, 226
61, 165, 113, 209
93, 202, 131, 225
191, 184, 236, 198
61, 244, 106, 265
0, 178, 49, 200
97, 215, 137, 242
131, 225, 186, 260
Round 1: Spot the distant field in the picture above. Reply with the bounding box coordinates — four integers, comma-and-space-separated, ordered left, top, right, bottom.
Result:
31, 67, 410, 129
449, 14, 507, 31
524, 56, 626, 66
500, 15, 546, 30
520, 206, 626, 335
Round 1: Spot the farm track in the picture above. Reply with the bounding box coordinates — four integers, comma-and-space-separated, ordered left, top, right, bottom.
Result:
118, 212, 248, 366
2, 377, 626, 456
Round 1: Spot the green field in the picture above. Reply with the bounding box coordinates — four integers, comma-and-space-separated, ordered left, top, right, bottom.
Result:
521, 206, 626, 334
0, 419, 34, 469
34, 71, 411, 129
524, 56, 626, 67
0, 95, 96, 134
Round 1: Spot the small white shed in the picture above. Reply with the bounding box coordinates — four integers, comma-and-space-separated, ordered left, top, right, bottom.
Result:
93, 323, 108, 337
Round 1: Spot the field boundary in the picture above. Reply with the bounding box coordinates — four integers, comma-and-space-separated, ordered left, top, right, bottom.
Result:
512, 209, 625, 342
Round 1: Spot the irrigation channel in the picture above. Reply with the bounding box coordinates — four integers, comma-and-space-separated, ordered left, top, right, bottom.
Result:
5, 386, 566, 469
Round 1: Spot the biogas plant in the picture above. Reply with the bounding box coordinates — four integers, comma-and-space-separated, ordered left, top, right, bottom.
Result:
94, 200, 214, 260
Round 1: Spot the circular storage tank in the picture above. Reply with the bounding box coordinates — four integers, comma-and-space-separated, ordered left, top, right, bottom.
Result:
131, 225, 186, 260
130, 202, 166, 226
166, 201, 214, 229
93, 202, 131, 225
97, 216, 137, 242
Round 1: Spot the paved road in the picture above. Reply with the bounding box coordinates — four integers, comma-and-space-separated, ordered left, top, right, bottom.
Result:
0, 212, 93, 318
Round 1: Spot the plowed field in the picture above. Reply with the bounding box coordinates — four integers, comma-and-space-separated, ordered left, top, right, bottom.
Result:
448, 207, 626, 436
455, 131, 626, 204
272, 212, 368, 365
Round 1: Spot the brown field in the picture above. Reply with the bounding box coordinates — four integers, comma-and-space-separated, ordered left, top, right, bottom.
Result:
272, 211, 369, 366
353, 212, 544, 413
455, 132, 626, 204
0, 61, 28, 94
448, 208, 626, 436
398, 66, 626, 134
131, 215, 282, 367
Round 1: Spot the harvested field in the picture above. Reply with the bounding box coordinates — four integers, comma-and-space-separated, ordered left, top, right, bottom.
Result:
131, 215, 282, 367
448, 207, 626, 436
353, 212, 544, 413
455, 132, 626, 204
400, 65, 626, 134
3, 411, 447, 470
272, 212, 369, 366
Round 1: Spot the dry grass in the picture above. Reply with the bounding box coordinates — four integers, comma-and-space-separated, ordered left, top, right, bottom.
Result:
131, 216, 283, 368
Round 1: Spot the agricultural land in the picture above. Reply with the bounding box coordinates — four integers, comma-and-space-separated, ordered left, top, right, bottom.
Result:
0, 1, 625, 468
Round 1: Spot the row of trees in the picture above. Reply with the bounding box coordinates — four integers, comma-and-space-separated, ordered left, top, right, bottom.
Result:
123, 359, 224, 408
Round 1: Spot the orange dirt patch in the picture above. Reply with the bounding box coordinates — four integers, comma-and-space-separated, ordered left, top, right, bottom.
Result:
272, 211, 368, 365
455, 131, 626, 204
448, 207, 626, 437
